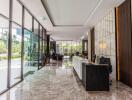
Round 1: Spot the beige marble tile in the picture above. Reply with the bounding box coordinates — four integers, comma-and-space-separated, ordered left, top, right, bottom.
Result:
0, 61, 132, 100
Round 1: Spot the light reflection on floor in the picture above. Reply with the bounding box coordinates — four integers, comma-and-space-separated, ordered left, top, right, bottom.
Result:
0, 59, 132, 100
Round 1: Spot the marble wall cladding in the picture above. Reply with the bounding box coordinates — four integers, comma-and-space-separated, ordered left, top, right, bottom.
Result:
94, 9, 116, 79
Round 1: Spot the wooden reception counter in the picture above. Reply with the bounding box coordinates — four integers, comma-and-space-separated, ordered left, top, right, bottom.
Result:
73, 56, 109, 91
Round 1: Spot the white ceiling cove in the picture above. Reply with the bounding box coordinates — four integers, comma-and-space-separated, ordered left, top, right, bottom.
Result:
20, 0, 125, 40
42, 0, 100, 26
51, 26, 89, 41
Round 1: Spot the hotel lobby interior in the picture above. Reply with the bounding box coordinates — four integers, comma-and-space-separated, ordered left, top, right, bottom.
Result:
0, 0, 132, 100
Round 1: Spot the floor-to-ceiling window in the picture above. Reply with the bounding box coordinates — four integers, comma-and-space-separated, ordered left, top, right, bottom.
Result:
10, 23, 22, 85
23, 29, 38, 76
56, 41, 82, 56
10, 0, 22, 86
34, 19, 39, 69
40, 26, 42, 55
23, 10, 38, 77
0, 16, 9, 92
0, 0, 9, 93
0, 0, 47, 94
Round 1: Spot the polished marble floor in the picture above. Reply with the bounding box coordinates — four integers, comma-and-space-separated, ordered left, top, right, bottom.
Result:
0, 60, 132, 100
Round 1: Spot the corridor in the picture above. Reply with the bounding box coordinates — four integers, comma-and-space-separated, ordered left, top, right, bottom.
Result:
0, 60, 132, 100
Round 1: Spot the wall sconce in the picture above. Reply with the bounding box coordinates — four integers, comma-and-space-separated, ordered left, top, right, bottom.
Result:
99, 42, 107, 49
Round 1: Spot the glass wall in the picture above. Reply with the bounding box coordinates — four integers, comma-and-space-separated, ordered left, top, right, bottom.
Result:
23, 10, 39, 77
0, 16, 9, 92
10, 0, 23, 86
43, 29, 47, 54
34, 19, 39, 69
0, 0, 47, 94
39, 26, 42, 57
56, 41, 82, 56
10, 23, 22, 85
23, 29, 38, 76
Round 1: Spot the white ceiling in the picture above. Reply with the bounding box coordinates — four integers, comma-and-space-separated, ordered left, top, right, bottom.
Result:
50, 26, 89, 41
20, 0, 125, 41
42, 0, 100, 26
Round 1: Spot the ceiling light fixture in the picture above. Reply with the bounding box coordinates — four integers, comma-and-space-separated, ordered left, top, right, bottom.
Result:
42, 17, 46, 20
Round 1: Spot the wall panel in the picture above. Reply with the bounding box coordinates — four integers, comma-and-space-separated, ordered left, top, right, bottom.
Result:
94, 9, 116, 79
116, 0, 132, 86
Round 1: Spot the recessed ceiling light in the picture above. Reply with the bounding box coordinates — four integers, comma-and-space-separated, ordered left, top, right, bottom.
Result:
42, 17, 46, 20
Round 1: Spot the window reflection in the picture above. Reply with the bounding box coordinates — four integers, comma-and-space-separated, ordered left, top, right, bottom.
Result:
11, 23, 22, 85
0, 16, 9, 92
23, 29, 38, 77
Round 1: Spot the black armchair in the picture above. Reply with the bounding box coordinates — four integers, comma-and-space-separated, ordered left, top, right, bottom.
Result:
99, 57, 112, 74
99, 56, 112, 85
52, 53, 63, 61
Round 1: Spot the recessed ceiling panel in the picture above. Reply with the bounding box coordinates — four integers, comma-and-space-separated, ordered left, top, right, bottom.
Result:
42, 0, 100, 26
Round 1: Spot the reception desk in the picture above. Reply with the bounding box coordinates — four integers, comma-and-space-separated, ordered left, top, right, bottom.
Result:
72, 56, 88, 80
73, 56, 109, 91
82, 63, 109, 91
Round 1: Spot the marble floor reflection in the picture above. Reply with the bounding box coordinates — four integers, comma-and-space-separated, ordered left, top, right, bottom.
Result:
0, 60, 132, 100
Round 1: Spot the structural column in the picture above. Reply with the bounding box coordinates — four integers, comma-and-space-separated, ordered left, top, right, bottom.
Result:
47, 35, 50, 56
